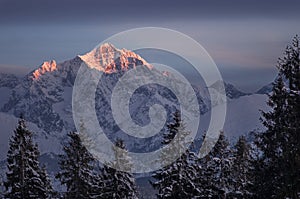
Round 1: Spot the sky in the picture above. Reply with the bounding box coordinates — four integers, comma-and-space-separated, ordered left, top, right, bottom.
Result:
0, 0, 300, 91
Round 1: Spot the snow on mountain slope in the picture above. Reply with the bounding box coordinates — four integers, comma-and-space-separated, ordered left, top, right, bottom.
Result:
223, 94, 268, 138
0, 112, 19, 160
0, 73, 20, 88
196, 94, 269, 142
0, 87, 11, 109
0, 73, 19, 109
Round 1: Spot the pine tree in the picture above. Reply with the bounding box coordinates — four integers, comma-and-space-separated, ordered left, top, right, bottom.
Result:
255, 35, 300, 198
193, 133, 216, 198
56, 131, 102, 199
253, 76, 288, 198
182, 132, 235, 199
279, 35, 300, 198
205, 132, 233, 199
39, 165, 56, 198
151, 111, 200, 198
194, 156, 213, 198
231, 136, 253, 198
4, 117, 53, 199
0, 173, 4, 198
101, 139, 138, 199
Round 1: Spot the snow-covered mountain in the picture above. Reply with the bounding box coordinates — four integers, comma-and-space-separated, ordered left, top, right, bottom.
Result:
0, 43, 270, 176
255, 75, 284, 95
79, 43, 152, 73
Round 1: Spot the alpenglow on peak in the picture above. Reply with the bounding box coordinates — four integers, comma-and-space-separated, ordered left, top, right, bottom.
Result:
79, 43, 152, 73
32, 60, 57, 79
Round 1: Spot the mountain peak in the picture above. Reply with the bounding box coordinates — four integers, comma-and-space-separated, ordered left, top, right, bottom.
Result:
79, 43, 152, 73
99, 42, 118, 52
32, 60, 57, 79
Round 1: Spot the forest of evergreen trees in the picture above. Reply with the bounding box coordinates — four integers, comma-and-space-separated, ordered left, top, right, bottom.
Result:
0, 36, 299, 198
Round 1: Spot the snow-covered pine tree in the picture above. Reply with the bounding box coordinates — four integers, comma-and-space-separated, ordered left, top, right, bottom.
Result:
39, 165, 56, 198
0, 173, 4, 198
252, 75, 288, 198
151, 110, 200, 198
56, 131, 102, 199
255, 35, 300, 198
193, 156, 213, 198
278, 35, 300, 198
204, 132, 234, 198
231, 136, 253, 198
193, 133, 219, 198
4, 117, 53, 199
101, 139, 138, 199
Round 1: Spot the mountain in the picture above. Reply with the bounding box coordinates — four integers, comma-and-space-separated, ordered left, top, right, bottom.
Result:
256, 75, 284, 94
0, 43, 270, 177
256, 82, 273, 94
210, 80, 251, 99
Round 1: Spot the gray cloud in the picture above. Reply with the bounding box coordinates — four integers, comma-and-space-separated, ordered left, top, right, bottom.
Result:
0, 0, 299, 25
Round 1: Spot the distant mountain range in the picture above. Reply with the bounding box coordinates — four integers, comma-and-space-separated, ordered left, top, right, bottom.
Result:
0, 43, 271, 180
